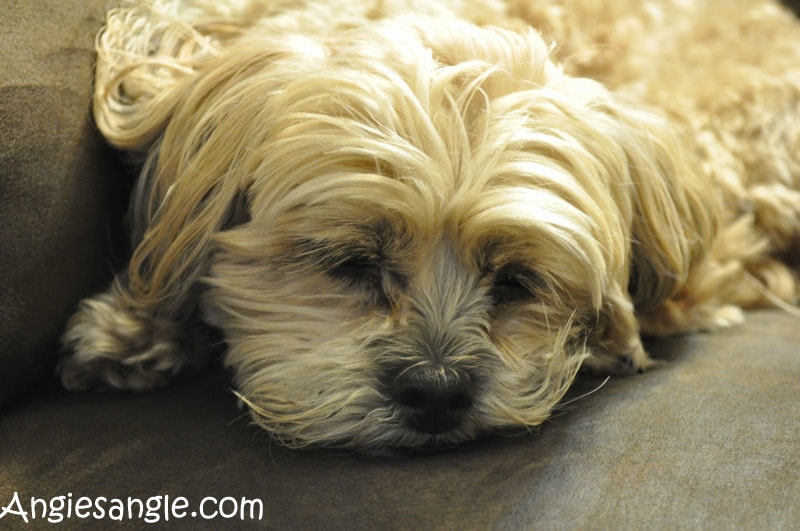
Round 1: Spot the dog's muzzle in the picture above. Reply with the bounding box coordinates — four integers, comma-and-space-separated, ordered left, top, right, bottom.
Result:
389, 365, 474, 434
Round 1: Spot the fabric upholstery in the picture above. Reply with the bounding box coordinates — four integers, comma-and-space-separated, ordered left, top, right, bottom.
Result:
0, 0, 128, 405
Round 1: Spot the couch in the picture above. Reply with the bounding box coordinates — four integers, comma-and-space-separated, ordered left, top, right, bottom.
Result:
2, 1, 798, 528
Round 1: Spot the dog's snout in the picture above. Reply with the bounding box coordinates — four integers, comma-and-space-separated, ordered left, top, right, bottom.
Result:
390, 366, 474, 434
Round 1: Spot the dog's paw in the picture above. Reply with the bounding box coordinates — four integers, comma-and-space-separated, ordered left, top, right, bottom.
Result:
59, 340, 186, 392
702, 304, 745, 330
670, 303, 745, 333
59, 291, 187, 391
583, 338, 657, 376
639, 301, 745, 337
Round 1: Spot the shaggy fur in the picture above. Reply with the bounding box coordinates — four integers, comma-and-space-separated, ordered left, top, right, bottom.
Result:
60, 0, 800, 450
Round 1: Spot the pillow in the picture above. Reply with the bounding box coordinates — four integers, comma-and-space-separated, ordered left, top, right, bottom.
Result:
0, 0, 129, 405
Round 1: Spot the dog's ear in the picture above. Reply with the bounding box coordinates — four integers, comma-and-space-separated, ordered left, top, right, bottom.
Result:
596, 94, 720, 310
96, 6, 213, 150
94, 3, 313, 320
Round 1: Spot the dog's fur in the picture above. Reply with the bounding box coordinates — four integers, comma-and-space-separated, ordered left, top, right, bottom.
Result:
60, 0, 800, 450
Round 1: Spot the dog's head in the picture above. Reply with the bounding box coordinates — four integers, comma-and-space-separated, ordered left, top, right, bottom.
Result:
97, 9, 715, 450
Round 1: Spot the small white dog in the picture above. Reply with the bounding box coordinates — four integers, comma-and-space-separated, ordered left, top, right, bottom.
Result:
60, 0, 800, 450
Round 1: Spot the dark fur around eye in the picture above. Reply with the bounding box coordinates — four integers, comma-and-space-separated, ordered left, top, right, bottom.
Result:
327, 254, 401, 307
490, 266, 541, 305
328, 255, 384, 286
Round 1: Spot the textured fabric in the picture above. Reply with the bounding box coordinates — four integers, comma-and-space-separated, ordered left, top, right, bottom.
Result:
0, 0, 129, 405
1, 310, 798, 528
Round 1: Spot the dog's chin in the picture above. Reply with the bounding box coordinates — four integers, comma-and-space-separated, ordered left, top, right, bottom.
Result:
336, 423, 489, 456
234, 360, 574, 452
380, 436, 477, 457
354, 434, 467, 457
245, 407, 483, 453
355, 425, 537, 456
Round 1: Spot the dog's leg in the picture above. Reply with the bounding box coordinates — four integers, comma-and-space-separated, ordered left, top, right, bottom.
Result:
58, 274, 189, 391
583, 335, 653, 376
583, 286, 656, 375
745, 185, 800, 305
57, 1, 264, 391
637, 298, 746, 339
636, 206, 798, 338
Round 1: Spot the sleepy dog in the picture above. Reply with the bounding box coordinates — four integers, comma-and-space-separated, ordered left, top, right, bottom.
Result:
60, 0, 800, 450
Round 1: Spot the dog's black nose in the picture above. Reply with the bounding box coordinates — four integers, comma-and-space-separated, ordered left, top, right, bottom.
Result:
390, 366, 474, 434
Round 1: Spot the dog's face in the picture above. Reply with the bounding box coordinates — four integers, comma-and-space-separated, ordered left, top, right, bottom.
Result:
115, 18, 713, 450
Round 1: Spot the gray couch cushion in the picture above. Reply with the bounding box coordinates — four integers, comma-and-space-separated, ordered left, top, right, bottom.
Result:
0, 0, 128, 405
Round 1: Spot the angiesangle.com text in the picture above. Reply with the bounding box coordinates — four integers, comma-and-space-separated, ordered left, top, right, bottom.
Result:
0, 492, 264, 524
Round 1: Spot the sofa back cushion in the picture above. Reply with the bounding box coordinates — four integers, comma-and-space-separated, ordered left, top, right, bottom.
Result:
0, 1, 129, 405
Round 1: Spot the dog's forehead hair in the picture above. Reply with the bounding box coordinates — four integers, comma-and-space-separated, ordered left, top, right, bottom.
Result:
285, 216, 412, 276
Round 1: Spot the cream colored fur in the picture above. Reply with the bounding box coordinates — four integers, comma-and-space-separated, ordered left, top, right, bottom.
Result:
60, 0, 800, 450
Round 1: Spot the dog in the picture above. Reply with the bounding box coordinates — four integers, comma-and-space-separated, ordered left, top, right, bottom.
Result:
59, 0, 800, 451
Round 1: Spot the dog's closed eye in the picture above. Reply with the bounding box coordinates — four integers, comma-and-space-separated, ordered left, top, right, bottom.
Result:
490, 265, 541, 306
327, 253, 407, 307
329, 254, 384, 286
